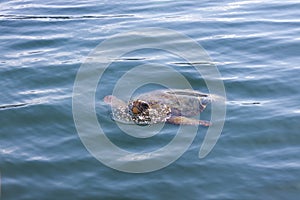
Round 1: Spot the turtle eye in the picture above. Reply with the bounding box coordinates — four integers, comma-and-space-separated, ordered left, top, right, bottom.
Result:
132, 106, 140, 114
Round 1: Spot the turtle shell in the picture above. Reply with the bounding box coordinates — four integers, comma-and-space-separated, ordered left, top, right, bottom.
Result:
134, 89, 211, 117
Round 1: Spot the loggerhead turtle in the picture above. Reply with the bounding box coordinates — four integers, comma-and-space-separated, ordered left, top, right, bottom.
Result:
103, 89, 213, 126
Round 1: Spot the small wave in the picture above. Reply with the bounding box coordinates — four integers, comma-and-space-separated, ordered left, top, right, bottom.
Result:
171, 61, 215, 66
112, 57, 146, 61
228, 100, 264, 106
0, 103, 28, 110
0, 14, 134, 20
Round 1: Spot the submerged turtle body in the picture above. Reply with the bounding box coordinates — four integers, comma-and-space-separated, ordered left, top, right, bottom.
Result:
104, 89, 213, 126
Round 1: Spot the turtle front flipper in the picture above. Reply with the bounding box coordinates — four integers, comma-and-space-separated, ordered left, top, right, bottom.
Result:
167, 116, 211, 126
103, 95, 127, 107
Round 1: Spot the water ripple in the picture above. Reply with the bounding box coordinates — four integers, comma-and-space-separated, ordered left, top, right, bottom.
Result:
1, 0, 300, 199
0, 14, 135, 21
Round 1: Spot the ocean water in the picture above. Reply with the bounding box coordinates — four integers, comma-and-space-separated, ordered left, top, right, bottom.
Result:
1, 0, 300, 199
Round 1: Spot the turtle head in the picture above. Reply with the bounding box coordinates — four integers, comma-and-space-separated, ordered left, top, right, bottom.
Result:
128, 100, 151, 126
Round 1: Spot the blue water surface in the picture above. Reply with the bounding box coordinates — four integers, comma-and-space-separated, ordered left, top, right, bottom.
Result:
1, 0, 300, 199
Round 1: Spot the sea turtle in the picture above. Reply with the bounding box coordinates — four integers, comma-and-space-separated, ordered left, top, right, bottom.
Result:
103, 89, 213, 126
